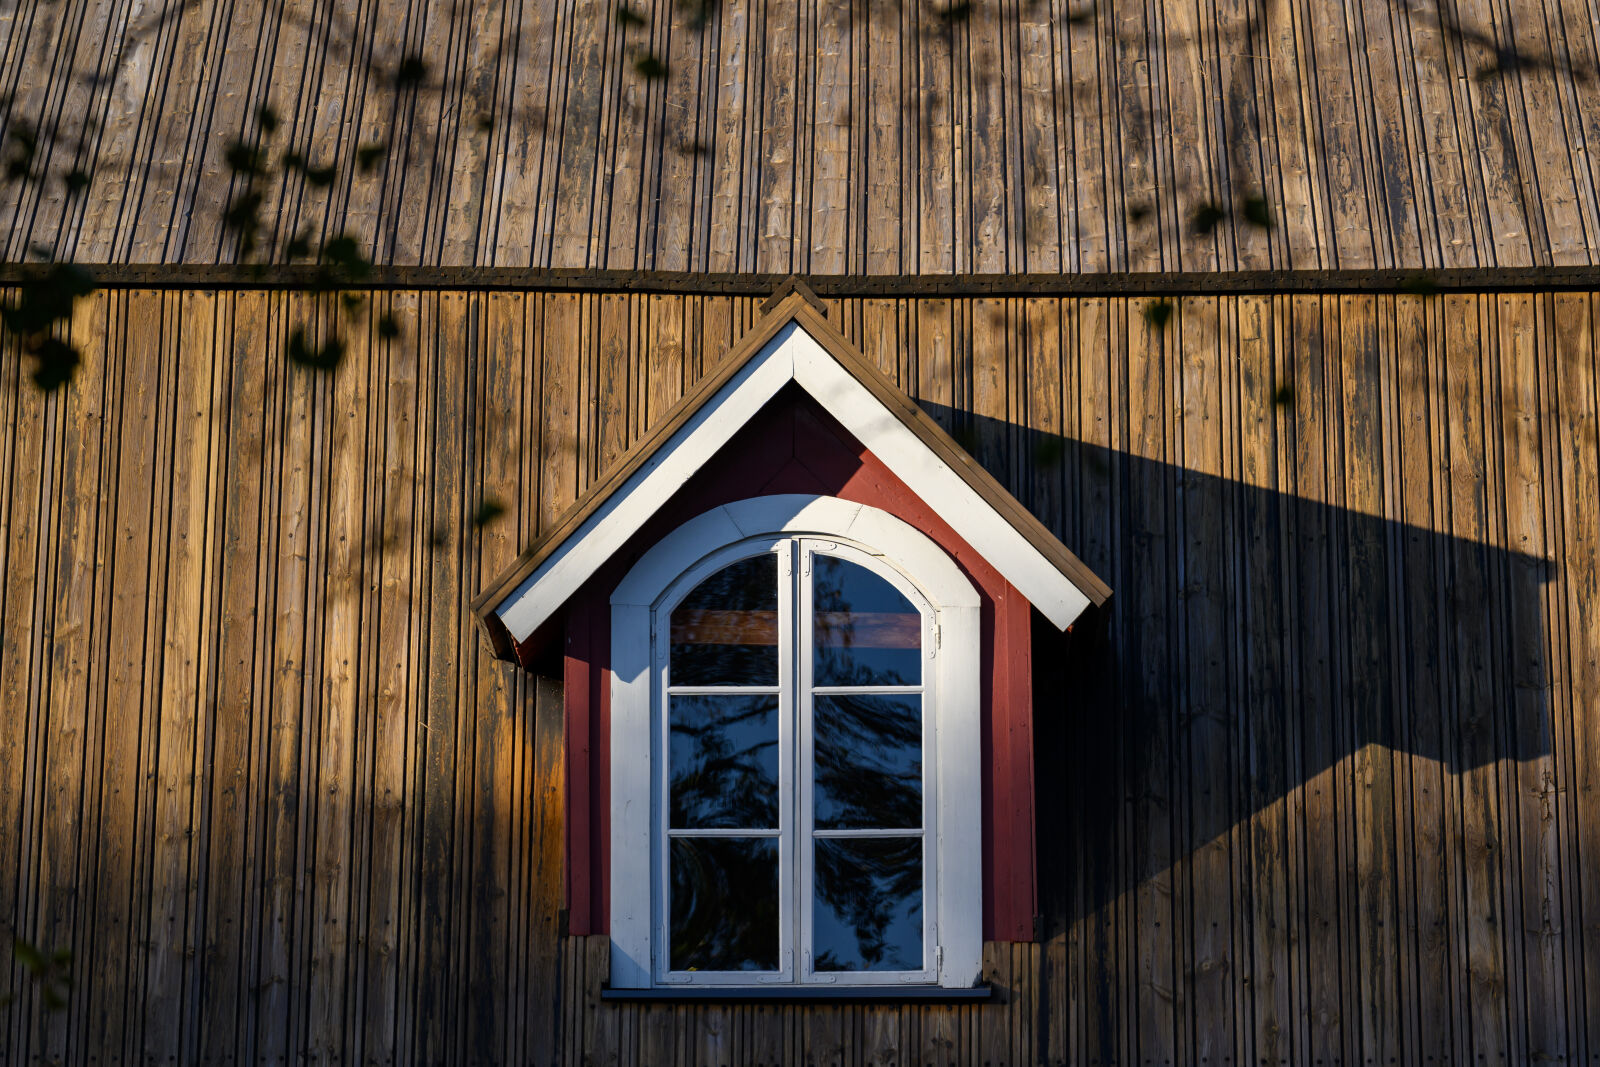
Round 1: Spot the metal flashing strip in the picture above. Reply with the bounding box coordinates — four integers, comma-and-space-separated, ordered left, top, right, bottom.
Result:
5, 263, 1600, 295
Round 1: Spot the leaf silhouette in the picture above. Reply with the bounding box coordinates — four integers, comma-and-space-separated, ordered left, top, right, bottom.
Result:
356, 142, 388, 172
1191, 202, 1226, 235
395, 54, 429, 86
474, 498, 507, 528
30, 337, 82, 392
1240, 195, 1273, 229
287, 327, 346, 371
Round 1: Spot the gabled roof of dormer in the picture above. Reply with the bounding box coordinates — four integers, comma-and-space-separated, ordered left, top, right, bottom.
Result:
470, 285, 1111, 661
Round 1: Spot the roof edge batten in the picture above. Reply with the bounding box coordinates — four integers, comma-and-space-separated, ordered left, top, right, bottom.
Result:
10, 263, 1600, 295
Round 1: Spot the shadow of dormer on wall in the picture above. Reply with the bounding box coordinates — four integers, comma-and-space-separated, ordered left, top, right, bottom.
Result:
918, 403, 1557, 935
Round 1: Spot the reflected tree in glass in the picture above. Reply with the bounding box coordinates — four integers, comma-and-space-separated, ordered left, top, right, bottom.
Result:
813, 694, 921, 829
669, 694, 780, 828
671, 838, 780, 971
813, 838, 923, 971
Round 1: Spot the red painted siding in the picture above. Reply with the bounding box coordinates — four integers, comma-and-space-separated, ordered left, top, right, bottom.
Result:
532, 387, 1040, 941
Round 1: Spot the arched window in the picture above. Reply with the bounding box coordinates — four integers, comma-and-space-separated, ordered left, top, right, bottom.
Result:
610, 497, 982, 990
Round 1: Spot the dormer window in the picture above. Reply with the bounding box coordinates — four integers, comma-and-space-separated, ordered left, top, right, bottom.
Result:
471, 296, 1111, 999
610, 499, 983, 989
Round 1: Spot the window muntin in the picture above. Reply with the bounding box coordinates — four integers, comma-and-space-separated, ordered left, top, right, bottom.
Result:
653, 537, 937, 986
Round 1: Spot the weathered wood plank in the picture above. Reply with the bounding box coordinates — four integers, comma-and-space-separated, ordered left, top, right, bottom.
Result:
139, 290, 214, 1064
1443, 293, 1514, 1065
1178, 294, 1234, 1065
1496, 292, 1567, 1062
1125, 293, 1178, 1067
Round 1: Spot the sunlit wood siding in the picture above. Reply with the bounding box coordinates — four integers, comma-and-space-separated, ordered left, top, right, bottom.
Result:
1, 286, 1597, 1064
5, 0, 1600, 272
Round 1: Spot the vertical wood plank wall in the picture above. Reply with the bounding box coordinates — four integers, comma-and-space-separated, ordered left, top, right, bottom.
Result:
5, 0, 1600, 274
1, 288, 1596, 1065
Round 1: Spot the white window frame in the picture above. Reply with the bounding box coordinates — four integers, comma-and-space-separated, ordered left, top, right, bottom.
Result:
610, 495, 982, 990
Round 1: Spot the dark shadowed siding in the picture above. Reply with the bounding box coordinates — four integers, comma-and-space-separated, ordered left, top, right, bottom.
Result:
5, 0, 1600, 273
1, 288, 1597, 1064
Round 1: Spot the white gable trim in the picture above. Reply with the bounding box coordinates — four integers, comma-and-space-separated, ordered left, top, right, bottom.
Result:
492, 320, 1093, 644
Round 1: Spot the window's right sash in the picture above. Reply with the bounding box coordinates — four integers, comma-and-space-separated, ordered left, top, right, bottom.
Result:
796, 539, 939, 986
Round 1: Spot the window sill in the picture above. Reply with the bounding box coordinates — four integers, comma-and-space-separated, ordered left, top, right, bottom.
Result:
600, 985, 992, 1004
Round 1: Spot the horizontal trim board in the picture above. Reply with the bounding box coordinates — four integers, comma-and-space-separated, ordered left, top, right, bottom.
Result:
5, 264, 1600, 295
599, 986, 994, 1003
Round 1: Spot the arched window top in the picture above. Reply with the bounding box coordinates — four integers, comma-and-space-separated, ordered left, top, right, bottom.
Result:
613, 495, 980, 614
609, 496, 984, 991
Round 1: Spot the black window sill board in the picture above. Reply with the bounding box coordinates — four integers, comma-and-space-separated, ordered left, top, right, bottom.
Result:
600, 985, 992, 1004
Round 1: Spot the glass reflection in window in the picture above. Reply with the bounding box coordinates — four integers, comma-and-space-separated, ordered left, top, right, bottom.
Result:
813, 694, 921, 829
813, 837, 923, 971
671, 553, 779, 687
670, 837, 780, 971
812, 555, 921, 686
669, 694, 780, 829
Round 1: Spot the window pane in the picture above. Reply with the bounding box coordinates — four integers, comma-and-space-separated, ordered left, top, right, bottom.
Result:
671, 554, 779, 686
812, 555, 921, 686
670, 837, 780, 972
669, 694, 780, 829
813, 694, 921, 829
813, 838, 923, 972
